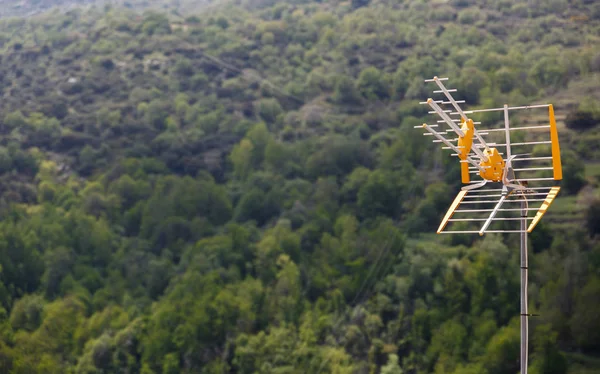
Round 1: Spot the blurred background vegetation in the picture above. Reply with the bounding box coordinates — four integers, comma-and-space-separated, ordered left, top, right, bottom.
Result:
0, 0, 597, 373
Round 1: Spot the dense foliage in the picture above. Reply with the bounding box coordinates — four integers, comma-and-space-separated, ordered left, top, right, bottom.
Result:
0, 0, 598, 373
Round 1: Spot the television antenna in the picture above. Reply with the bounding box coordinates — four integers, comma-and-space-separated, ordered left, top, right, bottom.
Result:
416, 76, 563, 374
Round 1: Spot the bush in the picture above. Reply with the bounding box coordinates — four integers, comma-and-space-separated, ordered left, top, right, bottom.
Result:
457, 8, 484, 25
561, 150, 586, 195
333, 75, 362, 106
565, 110, 598, 130
586, 199, 600, 237
9, 294, 45, 331
357, 67, 390, 100
351, 0, 370, 9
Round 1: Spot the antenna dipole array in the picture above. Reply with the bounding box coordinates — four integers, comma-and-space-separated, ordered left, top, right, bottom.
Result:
415, 76, 562, 236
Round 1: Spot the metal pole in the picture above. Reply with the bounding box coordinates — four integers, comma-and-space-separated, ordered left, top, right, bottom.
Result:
520, 199, 528, 374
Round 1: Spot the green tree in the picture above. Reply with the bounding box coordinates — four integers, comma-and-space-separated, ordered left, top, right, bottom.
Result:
457, 67, 489, 104
585, 199, 600, 237
230, 139, 254, 180
381, 354, 403, 374
256, 98, 283, 125
246, 122, 272, 167
570, 276, 600, 350
483, 318, 519, 374
529, 324, 567, 374
357, 67, 390, 100
141, 12, 171, 35
333, 75, 362, 106
561, 150, 586, 195
9, 294, 45, 332
357, 170, 402, 218
0, 222, 45, 308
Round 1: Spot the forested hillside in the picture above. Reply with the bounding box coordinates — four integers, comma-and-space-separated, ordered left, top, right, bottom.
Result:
0, 0, 599, 373
0, 0, 211, 19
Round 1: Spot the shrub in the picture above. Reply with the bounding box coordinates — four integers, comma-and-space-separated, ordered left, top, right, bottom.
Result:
565, 110, 598, 130
586, 199, 600, 237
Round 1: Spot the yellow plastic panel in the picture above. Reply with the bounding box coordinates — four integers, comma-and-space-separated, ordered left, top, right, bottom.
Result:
437, 190, 468, 234
549, 105, 563, 180
527, 186, 560, 232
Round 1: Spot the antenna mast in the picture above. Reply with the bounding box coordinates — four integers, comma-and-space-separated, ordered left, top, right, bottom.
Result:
417, 76, 563, 373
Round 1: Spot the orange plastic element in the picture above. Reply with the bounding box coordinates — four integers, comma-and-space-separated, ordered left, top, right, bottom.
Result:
458, 119, 474, 184
479, 148, 505, 182
460, 162, 470, 184
549, 105, 562, 180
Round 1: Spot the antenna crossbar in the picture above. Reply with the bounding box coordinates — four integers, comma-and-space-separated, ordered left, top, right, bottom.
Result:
449, 217, 534, 222
460, 199, 548, 204
483, 125, 550, 132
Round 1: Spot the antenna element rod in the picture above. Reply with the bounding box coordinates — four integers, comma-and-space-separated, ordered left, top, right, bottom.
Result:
478, 195, 506, 235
